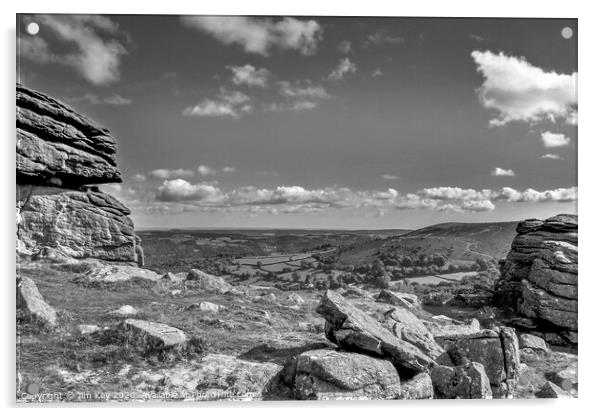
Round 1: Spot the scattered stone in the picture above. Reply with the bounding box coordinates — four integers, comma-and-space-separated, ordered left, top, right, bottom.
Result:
185, 269, 233, 293
431, 362, 493, 399
548, 362, 577, 394
78, 265, 161, 285
287, 293, 305, 305
162, 272, 177, 281
76, 324, 101, 335
519, 333, 548, 354
120, 319, 188, 353
316, 290, 434, 375
423, 315, 480, 339
295, 349, 402, 400
16, 276, 57, 327
170, 289, 182, 297
398, 373, 433, 400
188, 301, 221, 313
110, 305, 139, 317
536, 381, 573, 398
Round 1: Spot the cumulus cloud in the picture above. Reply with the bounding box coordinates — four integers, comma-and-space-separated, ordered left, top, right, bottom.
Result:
372, 68, 384, 78
541, 131, 571, 147
337, 40, 352, 54
19, 15, 127, 85
156, 179, 223, 202
269, 81, 331, 112
68, 93, 132, 106
150, 181, 577, 215
222, 166, 237, 173
132, 174, 146, 181
491, 167, 516, 177
497, 186, 577, 202
381, 174, 398, 180
471, 50, 577, 126
180, 16, 322, 56
183, 88, 252, 118
365, 31, 404, 46
197, 165, 216, 176
541, 153, 562, 160
328, 58, 358, 82
228, 64, 270, 88
149, 168, 194, 179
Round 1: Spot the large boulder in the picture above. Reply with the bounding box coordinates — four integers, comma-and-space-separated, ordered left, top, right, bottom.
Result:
495, 214, 577, 345
398, 372, 434, 400
16, 276, 57, 328
16, 84, 141, 264
383, 307, 444, 360
441, 327, 520, 398
430, 362, 493, 399
315, 290, 435, 375
17, 83, 120, 186
75, 265, 161, 285
294, 349, 402, 400
17, 185, 137, 262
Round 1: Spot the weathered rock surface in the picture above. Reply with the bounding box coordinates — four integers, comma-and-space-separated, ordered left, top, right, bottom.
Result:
16, 84, 141, 265
376, 290, 419, 309
151, 353, 283, 400
17, 84, 120, 185
294, 349, 402, 400
316, 290, 434, 375
185, 269, 233, 293
398, 372, 434, 400
16, 276, 57, 327
495, 214, 577, 344
120, 319, 188, 353
440, 327, 520, 398
383, 307, 444, 360
519, 333, 548, 354
536, 381, 573, 398
431, 362, 493, 399
423, 315, 481, 340
76, 265, 161, 285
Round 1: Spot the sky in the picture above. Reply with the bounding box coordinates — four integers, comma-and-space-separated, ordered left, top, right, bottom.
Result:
16, 15, 577, 229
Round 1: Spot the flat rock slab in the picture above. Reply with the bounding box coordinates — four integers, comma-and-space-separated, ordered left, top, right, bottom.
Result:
155, 353, 284, 400
121, 319, 188, 352
316, 290, 434, 375
519, 333, 548, 353
17, 276, 57, 327
79, 265, 161, 284
295, 349, 402, 400
383, 307, 444, 360
186, 269, 233, 293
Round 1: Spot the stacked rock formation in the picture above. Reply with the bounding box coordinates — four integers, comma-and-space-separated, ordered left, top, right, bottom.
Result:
495, 214, 577, 345
16, 84, 142, 264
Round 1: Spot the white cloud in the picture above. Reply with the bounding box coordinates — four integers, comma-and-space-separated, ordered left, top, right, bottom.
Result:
372, 68, 384, 78
180, 16, 322, 56
132, 174, 146, 181
19, 15, 127, 85
156, 179, 223, 202
328, 58, 358, 81
69, 93, 132, 106
541, 153, 563, 160
381, 174, 398, 180
461, 200, 496, 212
183, 88, 252, 118
541, 131, 571, 147
270, 81, 331, 112
149, 168, 194, 179
227, 64, 269, 88
337, 40, 352, 54
222, 166, 237, 173
491, 167, 516, 177
197, 165, 216, 176
366, 31, 404, 46
471, 50, 577, 126
497, 186, 577, 202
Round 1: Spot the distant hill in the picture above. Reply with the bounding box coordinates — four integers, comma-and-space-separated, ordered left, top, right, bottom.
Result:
337, 221, 518, 266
